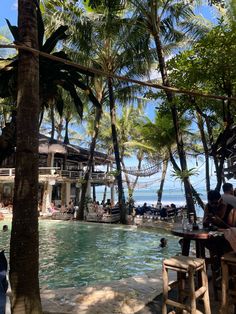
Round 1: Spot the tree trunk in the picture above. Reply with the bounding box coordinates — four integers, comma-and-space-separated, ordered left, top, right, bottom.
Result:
169, 150, 205, 210
64, 118, 70, 144
50, 104, 55, 143
157, 157, 168, 202
77, 106, 102, 220
154, 32, 195, 217
108, 77, 126, 224
9, 1, 42, 313
102, 185, 107, 204
195, 106, 210, 192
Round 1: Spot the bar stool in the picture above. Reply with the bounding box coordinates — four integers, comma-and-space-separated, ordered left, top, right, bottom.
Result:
220, 251, 236, 314
205, 250, 221, 301
162, 255, 211, 314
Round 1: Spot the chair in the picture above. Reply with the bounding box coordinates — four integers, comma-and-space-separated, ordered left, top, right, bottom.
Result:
220, 251, 236, 314
162, 255, 211, 314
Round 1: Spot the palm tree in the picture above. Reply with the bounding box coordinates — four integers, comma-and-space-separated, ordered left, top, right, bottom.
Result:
43, 0, 154, 223
0, 13, 101, 162
9, 0, 42, 312
141, 112, 178, 203
130, 0, 210, 217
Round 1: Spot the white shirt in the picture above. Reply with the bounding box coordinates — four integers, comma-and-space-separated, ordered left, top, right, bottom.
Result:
221, 194, 236, 208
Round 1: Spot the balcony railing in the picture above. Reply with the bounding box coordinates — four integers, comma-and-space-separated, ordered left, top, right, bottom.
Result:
0, 167, 114, 182
0, 167, 59, 177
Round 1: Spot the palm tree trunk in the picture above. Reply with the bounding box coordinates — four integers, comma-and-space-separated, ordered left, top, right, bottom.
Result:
108, 77, 126, 224
102, 185, 107, 204
157, 157, 168, 202
77, 106, 102, 220
9, 1, 42, 312
154, 32, 195, 217
169, 150, 205, 210
195, 106, 210, 192
64, 118, 70, 144
50, 104, 55, 142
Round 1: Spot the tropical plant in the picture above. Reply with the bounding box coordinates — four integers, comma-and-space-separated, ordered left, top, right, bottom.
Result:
0, 8, 101, 163
167, 19, 236, 191
42, 0, 154, 223
129, 0, 212, 217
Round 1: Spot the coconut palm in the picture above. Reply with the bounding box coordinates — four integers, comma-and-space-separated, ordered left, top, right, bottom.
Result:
42, 0, 154, 223
9, 1, 42, 312
141, 112, 178, 203
0, 10, 101, 164
130, 0, 211, 217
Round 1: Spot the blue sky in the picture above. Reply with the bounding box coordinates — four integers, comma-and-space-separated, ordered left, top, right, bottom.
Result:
0, 0, 17, 27
1, 0, 232, 193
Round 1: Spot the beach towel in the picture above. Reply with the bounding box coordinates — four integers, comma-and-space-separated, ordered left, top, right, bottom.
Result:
223, 227, 236, 252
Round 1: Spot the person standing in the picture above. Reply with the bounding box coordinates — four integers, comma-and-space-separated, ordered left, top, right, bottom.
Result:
221, 182, 236, 208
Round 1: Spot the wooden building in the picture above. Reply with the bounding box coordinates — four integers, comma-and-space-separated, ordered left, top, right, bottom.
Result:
0, 134, 115, 212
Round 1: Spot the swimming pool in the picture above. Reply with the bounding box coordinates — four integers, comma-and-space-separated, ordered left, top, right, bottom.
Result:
0, 220, 181, 289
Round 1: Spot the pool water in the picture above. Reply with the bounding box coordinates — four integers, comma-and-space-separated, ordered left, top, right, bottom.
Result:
0, 220, 181, 289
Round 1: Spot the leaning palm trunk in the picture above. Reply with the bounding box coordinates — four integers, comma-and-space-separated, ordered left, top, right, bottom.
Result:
169, 150, 205, 210
154, 33, 196, 218
157, 157, 168, 203
108, 77, 126, 224
195, 106, 210, 192
77, 106, 102, 220
9, 1, 42, 313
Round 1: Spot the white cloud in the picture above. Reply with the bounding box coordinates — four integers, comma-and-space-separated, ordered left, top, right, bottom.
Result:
11, 0, 18, 10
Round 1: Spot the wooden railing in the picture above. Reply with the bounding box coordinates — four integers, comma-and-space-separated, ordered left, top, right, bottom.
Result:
0, 167, 114, 181
0, 167, 59, 177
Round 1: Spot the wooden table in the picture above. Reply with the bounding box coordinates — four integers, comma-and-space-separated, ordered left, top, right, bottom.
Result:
171, 228, 212, 258
172, 227, 225, 298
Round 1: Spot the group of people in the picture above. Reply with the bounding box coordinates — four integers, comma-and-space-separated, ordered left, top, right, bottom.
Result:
204, 182, 236, 229
89, 199, 114, 216
203, 182, 236, 257
47, 200, 76, 215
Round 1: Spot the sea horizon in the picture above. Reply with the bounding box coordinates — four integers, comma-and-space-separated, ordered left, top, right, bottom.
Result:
94, 187, 207, 217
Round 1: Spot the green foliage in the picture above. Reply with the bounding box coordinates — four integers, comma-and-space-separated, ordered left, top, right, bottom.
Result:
0, 12, 101, 120
168, 22, 236, 97
171, 168, 199, 181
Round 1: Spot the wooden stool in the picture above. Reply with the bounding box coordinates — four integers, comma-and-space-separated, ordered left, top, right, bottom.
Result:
220, 251, 236, 314
205, 250, 221, 301
162, 255, 211, 314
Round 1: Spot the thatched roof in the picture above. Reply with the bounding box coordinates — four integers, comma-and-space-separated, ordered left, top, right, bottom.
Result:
39, 134, 113, 165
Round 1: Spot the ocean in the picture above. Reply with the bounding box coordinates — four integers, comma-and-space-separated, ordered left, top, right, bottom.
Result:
94, 187, 207, 217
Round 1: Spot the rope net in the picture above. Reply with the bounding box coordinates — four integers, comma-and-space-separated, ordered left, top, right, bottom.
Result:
120, 162, 161, 177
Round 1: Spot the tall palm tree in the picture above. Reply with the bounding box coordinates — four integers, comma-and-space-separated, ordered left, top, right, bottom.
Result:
141, 112, 178, 203
9, 0, 42, 312
43, 0, 154, 223
130, 0, 210, 217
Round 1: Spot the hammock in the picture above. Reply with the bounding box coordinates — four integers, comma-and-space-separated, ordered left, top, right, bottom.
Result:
120, 162, 161, 177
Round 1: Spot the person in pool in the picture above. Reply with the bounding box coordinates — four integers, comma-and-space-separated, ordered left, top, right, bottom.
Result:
2, 225, 8, 232
160, 238, 168, 248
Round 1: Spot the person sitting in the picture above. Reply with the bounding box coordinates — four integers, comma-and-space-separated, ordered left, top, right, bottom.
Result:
48, 202, 57, 214
203, 189, 236, 228
160, 207, 167, 219
160, 238, 168, 248
67, 201, 75, 215
104, 199, 112, 214
202, 190, 235, 267
221, 182, 236, 208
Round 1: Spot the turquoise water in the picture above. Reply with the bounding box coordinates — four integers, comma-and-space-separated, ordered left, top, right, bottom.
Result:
0, 220, 181, 289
